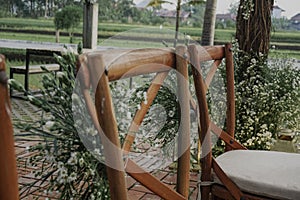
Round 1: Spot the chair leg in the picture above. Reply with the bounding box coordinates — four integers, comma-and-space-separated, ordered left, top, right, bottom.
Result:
9, 69, 13, 97
24, 73, 29, 94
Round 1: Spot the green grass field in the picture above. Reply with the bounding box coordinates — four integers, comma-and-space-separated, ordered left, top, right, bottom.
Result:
1, 17, 299, 82
1, 17, 299, 45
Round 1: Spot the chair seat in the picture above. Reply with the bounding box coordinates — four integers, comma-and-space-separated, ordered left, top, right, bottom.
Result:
215, 150, 300, 199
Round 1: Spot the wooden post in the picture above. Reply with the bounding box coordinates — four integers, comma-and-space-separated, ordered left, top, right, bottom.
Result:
0, 54, 19, 200
175, 46, 190, 198
83, 2, 98, 49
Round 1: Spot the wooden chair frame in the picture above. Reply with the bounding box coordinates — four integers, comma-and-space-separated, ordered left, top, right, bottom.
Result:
0, 54, 19, 200
79, 43, 298, 200
78, 47, 191, 200
189, 44, 298, 200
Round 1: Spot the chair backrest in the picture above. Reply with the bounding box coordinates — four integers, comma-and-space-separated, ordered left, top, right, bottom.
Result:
188, 44, 246, 199
77, 46, 191, 199
0, 54, 19, 200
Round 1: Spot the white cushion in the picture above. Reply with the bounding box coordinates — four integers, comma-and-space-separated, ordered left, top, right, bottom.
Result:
215, 150, 300, 199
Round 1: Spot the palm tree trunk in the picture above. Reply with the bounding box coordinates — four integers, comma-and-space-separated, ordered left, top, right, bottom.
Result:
201, 0, 217, 46
174, 0, 181, 47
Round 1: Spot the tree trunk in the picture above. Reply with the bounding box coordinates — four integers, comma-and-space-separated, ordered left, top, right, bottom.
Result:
235, 0, 274, 82
69, 32, 73, 43
44, 0, 48, 18
201, 0, 217, 46
174, 0, 181, 47
236, 0, 273, 55
55, 29, 60, 43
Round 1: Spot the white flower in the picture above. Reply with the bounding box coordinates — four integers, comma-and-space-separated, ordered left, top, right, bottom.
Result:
27, 95, 35, 102
260, 124, 267, 129
72, 93, 79, 101
67, 155, 78, 165
45, 121, 55, 130
126, 112, 131, 119
90, 194, 95, 200
56, 71, 65, 78
62, 48, 68, 55
67, 46, 74, 54
186, 35, 191, 40
79, 158, 85, 167
68, 172, 77, 182
94, 148, 100, 155
251, 58, 257, 64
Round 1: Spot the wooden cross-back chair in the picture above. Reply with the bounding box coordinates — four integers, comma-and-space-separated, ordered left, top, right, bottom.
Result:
78, 46, 192, 200
0, 55, 19, 200
189, 44, 300, 200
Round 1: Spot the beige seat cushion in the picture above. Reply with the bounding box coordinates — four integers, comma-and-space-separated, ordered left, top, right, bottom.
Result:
215, 150, 300, 199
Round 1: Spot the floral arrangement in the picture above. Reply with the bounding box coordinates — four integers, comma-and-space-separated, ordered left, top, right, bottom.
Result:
233, 41, 300, 150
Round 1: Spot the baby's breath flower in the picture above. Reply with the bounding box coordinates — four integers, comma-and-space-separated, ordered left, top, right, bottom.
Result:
45, 121, 55, 130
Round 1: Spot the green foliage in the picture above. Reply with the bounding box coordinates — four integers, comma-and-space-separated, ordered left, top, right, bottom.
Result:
54, 5, 82, 42
10, 47, 110, 199
54, 6, 82, 32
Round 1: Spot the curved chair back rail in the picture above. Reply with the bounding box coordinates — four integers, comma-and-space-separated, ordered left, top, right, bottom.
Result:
0, 54, 19, 200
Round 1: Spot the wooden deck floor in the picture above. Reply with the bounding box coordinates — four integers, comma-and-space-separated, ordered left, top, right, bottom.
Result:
12, 98, 200, 199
